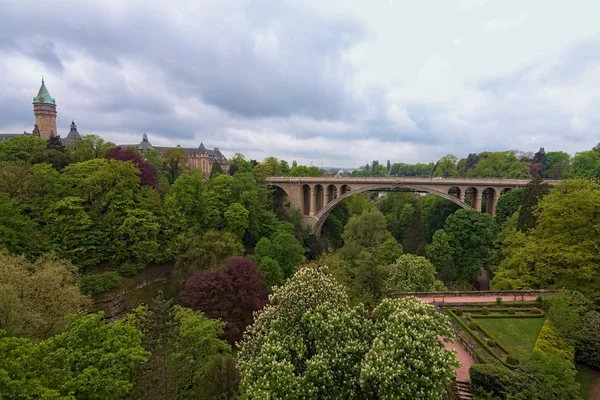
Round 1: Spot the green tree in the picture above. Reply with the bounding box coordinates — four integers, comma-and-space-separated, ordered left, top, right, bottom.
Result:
143, 149, 166, 180
175, 230, 244, 279
442, 209, 498, 283
577, 310, 600, 369
253, 156, 282, 181
546, 151, 570, 179
0, 135, 47, 162
0, 312, 149, 399
567, 150, 600, 178
126, 298, 232, 399
258, 256, 284, 289
0, 251, 90, 339
0, 193, 37, 256
374, 237, 403, 266
224, 202, 249, 239
228, 153, 253, 175
495, 188, 524, 225
163, 147, 189, 183
419, 195, 460, 241
402, 205, 427, 255
343, 208, 393, 248
0, 284, 24, 336
112, 208, 161, 267
31, 136, 71, 170
68, 134, 115, 162
44, 196, 97, 267
254, 232, 306, 279
426, 230, 455, 283
167, 171, 207, 231
493, 179, 600, 297
504, 161, 532, 178
517, 176, 549, 232
383, 254, 443, 293
432, 154, 458, 177
210, 161, 223, 177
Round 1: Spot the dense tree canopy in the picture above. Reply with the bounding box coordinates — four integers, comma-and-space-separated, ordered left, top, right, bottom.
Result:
0, 251, 90, 339
238, 267, 458, 399
493, 179, 600, 297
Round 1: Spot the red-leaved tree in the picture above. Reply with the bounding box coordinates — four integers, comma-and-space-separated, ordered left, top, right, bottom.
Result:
105, 147, 157, 188
179, 257, 268, 343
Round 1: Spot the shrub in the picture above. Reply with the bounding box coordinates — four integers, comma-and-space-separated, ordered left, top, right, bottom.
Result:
258, 256, 283, 289
505, 355, 519, 366
534, 320, 575, 361
481, 307, 489, 315
508, 307, 516, 315
116, 263, 138, 277
470, 364, 525, 398
468, 321, 478, 330
80, 272, 121, 295
474, 348, 501, 365
576, 310, 600, 369
531, 308, 542, 314
496, 297, 502, 304
487, 339, 496, 348
196, 354, 240, 399
454, 309, 463, 316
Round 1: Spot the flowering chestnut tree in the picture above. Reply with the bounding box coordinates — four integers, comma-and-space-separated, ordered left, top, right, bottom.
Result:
238, 266, 458, 399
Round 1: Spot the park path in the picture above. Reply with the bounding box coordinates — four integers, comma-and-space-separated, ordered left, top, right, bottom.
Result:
420, 294, 539, 304
441, 337, 474, 382
587, 370, 600, 400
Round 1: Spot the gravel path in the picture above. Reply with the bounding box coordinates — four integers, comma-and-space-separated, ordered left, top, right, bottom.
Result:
587, 370, 600, 400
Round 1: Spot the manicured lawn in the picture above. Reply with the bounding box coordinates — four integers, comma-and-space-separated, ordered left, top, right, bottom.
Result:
575, 363, 593, 399
475, 317, 546, 360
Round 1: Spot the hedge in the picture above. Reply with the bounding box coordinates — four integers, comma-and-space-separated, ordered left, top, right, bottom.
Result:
446, 309, 517, 369
505, 355, 519, 366
116, 263, 138, 277
534, 320, 574, 361
80, 272, 121, 295
576, 310, 600, 369
456, 307, 544, 315
470, 364, 525, 398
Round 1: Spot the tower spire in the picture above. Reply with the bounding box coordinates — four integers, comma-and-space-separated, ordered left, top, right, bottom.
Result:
32, 78, 57, 139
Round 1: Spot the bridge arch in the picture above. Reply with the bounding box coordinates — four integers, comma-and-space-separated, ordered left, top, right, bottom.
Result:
312, 183, 474, 235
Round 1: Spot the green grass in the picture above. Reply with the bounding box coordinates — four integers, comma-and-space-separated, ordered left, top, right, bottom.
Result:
575, 363, 593, 399
474, 316, 546, 360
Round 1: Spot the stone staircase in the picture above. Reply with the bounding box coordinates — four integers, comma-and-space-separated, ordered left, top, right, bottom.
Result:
455, 380, 473, 400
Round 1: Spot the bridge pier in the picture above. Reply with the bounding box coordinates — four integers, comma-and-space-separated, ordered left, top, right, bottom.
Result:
309, 188, 317, 216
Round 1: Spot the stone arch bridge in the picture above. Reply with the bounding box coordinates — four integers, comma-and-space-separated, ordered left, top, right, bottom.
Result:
267, 177, 559, 235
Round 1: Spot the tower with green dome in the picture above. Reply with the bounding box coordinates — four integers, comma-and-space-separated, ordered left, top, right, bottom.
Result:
32, 77, 57, 139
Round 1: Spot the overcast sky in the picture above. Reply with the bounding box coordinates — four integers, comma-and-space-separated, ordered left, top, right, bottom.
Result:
1, 0, 600, 167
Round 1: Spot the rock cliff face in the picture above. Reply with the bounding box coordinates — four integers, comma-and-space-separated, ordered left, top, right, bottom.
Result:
91, 265, 174, 320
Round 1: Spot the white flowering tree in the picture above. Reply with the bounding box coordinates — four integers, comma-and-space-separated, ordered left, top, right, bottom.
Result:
238, 266, 458, 399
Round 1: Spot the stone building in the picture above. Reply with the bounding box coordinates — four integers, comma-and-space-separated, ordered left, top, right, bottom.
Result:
0, 78, 81, 144
125, 133, 229, 176
0, 79, 229, 177
32, 78, 58, 139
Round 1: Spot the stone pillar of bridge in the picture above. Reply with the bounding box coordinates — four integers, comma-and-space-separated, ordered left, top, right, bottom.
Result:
309, 187, 317, 217
486, 192, 495, 215
474, 193, 483, 212
459, 190, 466, 203
490, 195, 499, 216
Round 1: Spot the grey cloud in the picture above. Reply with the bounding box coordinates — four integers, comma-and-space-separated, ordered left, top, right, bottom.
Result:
0, 0, 366, 120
